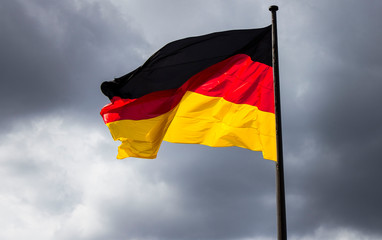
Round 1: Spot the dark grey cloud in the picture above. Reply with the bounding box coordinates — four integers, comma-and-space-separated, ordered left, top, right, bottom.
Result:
1, 0, 382, 240
0, 0, 146, 127
278, 1, 382, 238
58, 145, 279, 240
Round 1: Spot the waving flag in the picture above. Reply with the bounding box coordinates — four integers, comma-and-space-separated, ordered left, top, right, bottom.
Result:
100, 26, 276, 160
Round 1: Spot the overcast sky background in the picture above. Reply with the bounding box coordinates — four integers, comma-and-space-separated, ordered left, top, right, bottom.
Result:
1, 0, 382, 239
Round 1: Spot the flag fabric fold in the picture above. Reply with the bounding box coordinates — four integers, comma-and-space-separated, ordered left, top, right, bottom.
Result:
100, 26, 277, 161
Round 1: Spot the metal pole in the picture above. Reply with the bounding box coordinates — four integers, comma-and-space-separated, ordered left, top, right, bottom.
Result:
269, 5, 287, 240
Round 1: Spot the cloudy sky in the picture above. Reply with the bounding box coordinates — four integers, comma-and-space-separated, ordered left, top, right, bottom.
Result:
1, 0, 382, 239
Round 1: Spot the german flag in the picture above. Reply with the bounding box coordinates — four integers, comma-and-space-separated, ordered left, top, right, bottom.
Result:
100, 26, 276, 161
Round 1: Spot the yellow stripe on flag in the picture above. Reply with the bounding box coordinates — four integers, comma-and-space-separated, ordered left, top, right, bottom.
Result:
106, 107, 177, 159
164, 91, 276, 161
106, 91, 276, 161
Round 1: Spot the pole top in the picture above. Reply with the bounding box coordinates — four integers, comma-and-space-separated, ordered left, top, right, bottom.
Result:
269, 5, 279, 11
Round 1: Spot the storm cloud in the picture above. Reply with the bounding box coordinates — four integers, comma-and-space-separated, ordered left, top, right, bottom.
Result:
1, 0, 382, 239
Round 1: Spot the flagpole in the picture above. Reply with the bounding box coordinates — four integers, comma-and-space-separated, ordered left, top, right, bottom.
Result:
269, 5, 287, 240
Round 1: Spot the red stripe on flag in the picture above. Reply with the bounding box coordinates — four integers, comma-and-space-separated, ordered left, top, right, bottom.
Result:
101, 54, 274, 123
